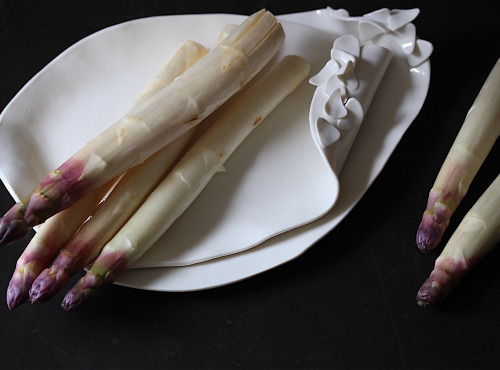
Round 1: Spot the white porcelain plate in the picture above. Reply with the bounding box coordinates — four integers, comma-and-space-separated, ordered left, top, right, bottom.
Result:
0, 9, 431, 292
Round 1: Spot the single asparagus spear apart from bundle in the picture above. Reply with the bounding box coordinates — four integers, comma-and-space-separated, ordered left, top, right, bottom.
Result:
416, 57, 500, 253
416, 172, 500, 307
0, 9, 285, 246
61, 55, 311, 311
28, 43, 208, 304
6, 182, 113, 309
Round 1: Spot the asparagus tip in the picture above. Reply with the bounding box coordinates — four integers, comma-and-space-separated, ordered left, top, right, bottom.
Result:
61, 258, 126, 310
6, 263, 42, 310
415, 215, 447, 253
416, 230, 438, 253
61, 280, 88, 311
29, 269, 63, 304
0, 217, 30, 247
60, 291, 82, 311
415, 258, 466, 308
6, 282, 28, 310
61, 271, 104, 311
415, 278, 446, 308
416, 196, 454, 253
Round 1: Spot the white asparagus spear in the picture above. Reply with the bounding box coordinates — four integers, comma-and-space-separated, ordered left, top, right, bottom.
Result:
61, 55, 311, 310
7, 40, 209, 308
416, 57, 500, 252
416, 172, 500, 307
0, 9, 285, 246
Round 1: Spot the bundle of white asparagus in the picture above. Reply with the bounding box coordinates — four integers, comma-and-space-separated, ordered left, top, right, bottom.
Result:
0, 9, 284, 246
62, 54, 310, 310
416, 57, 500, 307
8, 40, 210, 308
5, 10, 312, 310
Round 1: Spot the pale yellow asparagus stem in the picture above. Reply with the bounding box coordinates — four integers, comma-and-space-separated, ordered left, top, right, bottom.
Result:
417, 57, 500, 252
0, 9, 285, 245
131, 40, 208, 109
27, 41, 209, 304
61, 55, 311, 310
416, 172, 500, 307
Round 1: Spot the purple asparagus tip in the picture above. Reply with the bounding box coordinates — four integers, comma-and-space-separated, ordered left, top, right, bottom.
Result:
416, 258, 466, 308
61, 271, 104, 311
415, 213, 449, 253
416, 225, 442, 253
416, 196, 454, 253
61, 280, 89, 311
0, 217, 30, 247
61, 291, 82, 311
30, 269, 65, 304
6, 283, 29, 310
61, 255, 127, 311
416, 277, 446, 308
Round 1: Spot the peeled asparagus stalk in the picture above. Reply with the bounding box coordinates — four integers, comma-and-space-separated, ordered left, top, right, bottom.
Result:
16, 41, 208, 308
416, 172, 500, 307
6, 182, 113, 309
61, 55, 311, 310
416, 57, 500, 253
0, 9, 285, 246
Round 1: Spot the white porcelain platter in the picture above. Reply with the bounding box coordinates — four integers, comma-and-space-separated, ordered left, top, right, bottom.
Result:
0, 9, 431, 292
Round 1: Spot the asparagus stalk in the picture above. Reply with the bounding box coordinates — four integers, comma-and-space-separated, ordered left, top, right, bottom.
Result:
0, 9, 285, 246
416, 57, 500, 253
24, 41, 208, 304
61, 55, 311, 310
416, 172, 500, 307
6, 182, 112, 309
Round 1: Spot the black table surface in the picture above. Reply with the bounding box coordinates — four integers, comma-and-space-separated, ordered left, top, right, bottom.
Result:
1, 1, 499, 369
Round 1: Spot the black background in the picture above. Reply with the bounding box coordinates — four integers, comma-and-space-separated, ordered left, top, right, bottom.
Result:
1, 0, 499, 369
